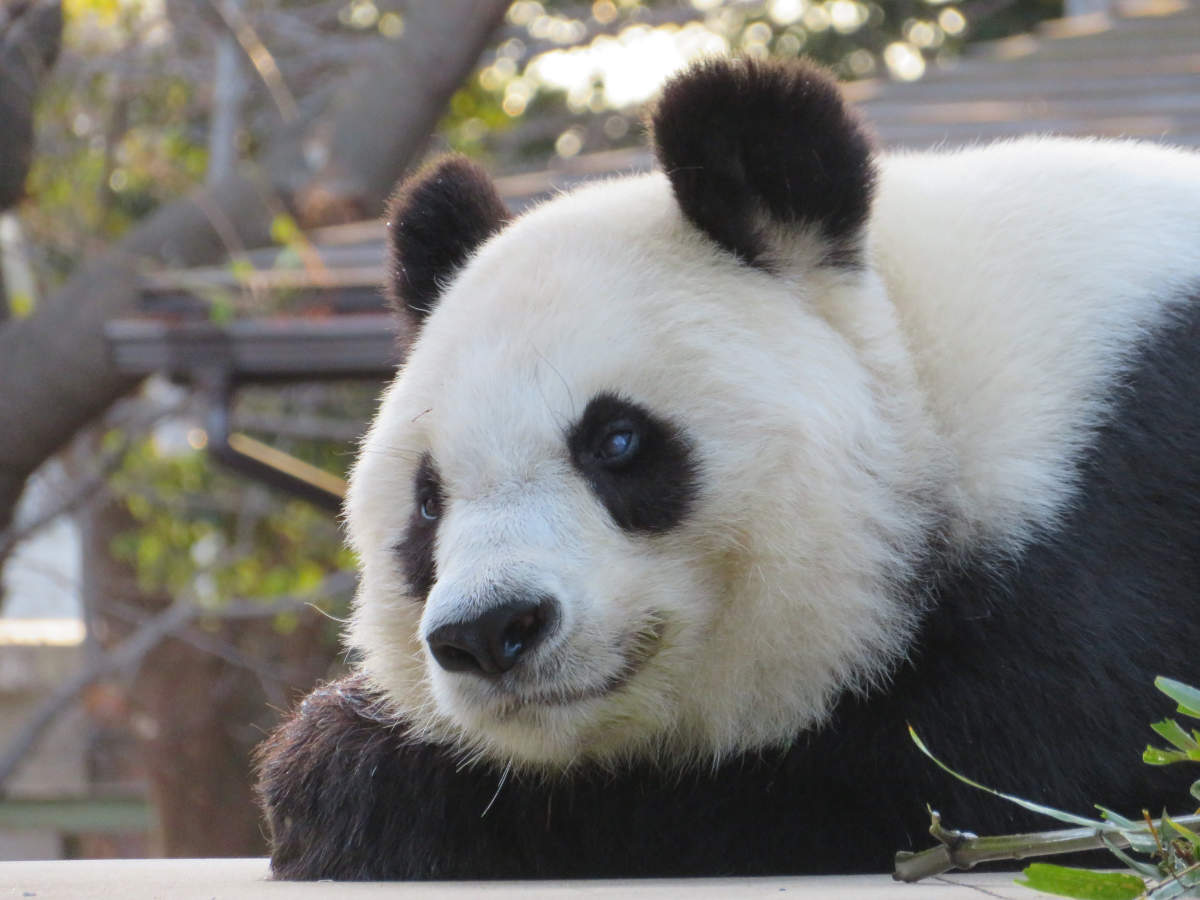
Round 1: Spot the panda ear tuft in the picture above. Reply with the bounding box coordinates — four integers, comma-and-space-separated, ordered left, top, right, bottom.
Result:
650, 57, 875, 268
385, 156, 510, 323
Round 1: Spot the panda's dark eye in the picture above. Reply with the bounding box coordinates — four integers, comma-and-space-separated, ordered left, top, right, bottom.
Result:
567, 392, 698, 534
596, 423, 639, 466
398, 454, 442, 602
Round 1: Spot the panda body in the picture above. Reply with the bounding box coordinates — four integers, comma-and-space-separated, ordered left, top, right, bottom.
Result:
257, 58, 1200, 879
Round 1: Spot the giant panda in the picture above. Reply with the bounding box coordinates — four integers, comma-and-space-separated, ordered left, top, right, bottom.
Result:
256, 57, 1200, 880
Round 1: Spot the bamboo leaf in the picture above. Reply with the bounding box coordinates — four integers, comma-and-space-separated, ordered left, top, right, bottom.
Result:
1147, 874, 1200, 900
1151, 719, 1199, 753
1099, 834, 1163, 879
1098, 807, 1141, 829
1144, 746, 1190, 766
909, 727, 1107, 829
1162, 814, 1200, 852
1017, 864, 1145, 900
1096, 809, 1160, 854
1155, 677, 1200, 719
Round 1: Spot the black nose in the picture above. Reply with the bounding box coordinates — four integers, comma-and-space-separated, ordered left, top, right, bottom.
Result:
427, 596, 559, 676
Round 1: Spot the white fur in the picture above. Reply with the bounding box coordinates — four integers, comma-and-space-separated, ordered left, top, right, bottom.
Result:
346, 137, 1200, 769
874, 139, 1200, 548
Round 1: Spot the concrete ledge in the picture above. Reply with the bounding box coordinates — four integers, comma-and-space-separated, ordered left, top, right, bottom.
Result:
0, 858, 1057, 898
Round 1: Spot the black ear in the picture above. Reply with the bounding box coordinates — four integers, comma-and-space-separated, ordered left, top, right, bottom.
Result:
650, 57, 875, 268
386, 156, 510, 322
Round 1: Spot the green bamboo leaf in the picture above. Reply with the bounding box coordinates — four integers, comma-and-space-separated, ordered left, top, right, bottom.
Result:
1147, 873, 1200, 900
1151, 719, 1199, 753
1017, 864, 1145, 900
1162, 814, 1200, 852
1144, 746, 1190, 766
1097, 807, 1140, 829
1190, 779, 1200, 802
908, 727, 1107, 828
1155, 677, 1200, 719
1096, 808, 1160, 855
1099, 834, 1163, 879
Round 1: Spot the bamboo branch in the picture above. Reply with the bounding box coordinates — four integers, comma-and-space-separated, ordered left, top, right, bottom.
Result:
894, 809, 1200, 882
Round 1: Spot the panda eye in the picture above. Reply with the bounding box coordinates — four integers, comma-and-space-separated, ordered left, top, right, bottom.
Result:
413, 457, 443, 524
596, 422, 640, 466
567, 393, 697, 534
419, 495, 439, 521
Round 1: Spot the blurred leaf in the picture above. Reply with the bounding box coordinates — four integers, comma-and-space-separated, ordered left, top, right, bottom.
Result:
272, 246, 302, 270
209, 293, 234, 324
273, 610, 299, 636
1191, 779, 1200, 803
1017, 864, 1144, 900
228, 258, 255, 285
269, 213, 302, 250
9, 291, 35, 318
1156, 677, 1200, 719
63, 0, 120, 25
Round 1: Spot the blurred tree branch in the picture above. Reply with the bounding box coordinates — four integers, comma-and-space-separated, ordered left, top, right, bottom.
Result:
0, 570, 355, 794
0, 0, 61, 211
0, 0, 61, 323
0, 396, 181, 583
0, 0, 509, 551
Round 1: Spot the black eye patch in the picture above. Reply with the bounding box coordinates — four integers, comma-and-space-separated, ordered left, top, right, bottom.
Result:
395, 454, 442, 601
567, 393, 698, 533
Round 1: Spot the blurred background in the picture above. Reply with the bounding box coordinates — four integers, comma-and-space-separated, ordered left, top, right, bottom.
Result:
0, 0, 1196, 862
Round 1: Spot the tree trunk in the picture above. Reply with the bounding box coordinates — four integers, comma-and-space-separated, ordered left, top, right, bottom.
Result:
78, 489, 344, 856
294, 1, 510, 223
0, 0, 62, 585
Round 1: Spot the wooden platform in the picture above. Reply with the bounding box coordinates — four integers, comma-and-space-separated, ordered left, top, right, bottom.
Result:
0, 858, 1059, 899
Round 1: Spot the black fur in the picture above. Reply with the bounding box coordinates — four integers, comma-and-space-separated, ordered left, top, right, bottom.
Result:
395, 454, 442, 601
386, 156, 509, 322
566, 392, 699, 534
650, 57, 875, 268
259, 292, 1200, 880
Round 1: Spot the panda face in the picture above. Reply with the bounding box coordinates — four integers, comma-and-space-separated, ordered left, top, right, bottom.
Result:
347, 163, 933, 768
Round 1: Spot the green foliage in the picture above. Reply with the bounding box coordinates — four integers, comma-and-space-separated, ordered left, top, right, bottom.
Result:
106, 422, 355, 614
1144, 677, 1200, 816
23, 8, 208, 280
8, 292, 35, 319
1018, 865, 1146, 900
907, 679, 1200, 899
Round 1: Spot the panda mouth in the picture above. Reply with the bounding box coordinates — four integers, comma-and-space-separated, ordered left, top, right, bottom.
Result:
492, 615, 665, 712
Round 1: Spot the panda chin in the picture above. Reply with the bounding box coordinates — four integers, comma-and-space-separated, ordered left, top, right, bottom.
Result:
438, 616, 669, 764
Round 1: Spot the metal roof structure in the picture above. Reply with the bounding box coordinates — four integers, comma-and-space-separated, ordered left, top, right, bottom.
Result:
108, 0, 1200, 505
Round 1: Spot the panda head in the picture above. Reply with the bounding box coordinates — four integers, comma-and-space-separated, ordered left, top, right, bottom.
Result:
346, 58, 937, 770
